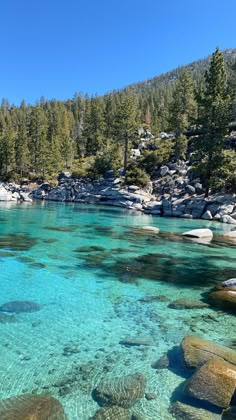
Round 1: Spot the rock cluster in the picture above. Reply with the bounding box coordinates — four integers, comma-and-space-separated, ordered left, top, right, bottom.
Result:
169, 335, 236, 417
0, 183, 32, 202
28, 170, 236, 224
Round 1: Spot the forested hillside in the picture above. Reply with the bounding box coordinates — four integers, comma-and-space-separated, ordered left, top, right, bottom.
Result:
0, 48, 236, 195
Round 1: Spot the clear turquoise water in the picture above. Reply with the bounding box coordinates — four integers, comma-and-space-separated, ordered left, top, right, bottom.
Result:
0, 201, 235, 419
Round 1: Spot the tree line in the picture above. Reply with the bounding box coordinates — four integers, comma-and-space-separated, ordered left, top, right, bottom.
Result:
0, 47, 236, 195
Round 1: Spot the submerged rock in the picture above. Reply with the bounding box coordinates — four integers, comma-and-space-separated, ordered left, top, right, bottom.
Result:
181, 335, 236, 369
223, 231, 236, 239
182, 228, 213, 238
136, 226, 160, 234
0, 313, 16, 323
91, 406, 131, 419
168, 299, 209, 309
0, 394, 67, 419
92, 372, 146, 408
151, 353, 169, 369
209, 290, 236, 312
139, 295, 169, 303
222, 406, 236, 419
184, 358, 236, 408
0, 301, 41, 313
119, 336, 155, 346
169, 401, 214, 420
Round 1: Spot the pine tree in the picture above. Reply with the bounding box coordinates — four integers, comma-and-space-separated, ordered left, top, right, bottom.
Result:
83, 96, 106, 156
0, 109, 16, 176
28, 104, 50, 175
15, 101, 30, 177
194, 47, 232, 196
113, 95, 138, 173
169, 69, 196, 158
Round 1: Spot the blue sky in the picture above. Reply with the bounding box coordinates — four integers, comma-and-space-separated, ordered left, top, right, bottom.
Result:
1, 0, 236, 105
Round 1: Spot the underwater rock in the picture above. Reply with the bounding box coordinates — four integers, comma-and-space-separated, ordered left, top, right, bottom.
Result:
92, 372, 147, 408
184, 358, 236, 408
209, 290, 236, 312
168, 299, 209, 309
91, 406, 131, 419
181, 335, 236, 369
0, 394, 67, 419
145, 393, 157, 400
169, 400, 214, 420
0, 313, 16, 323
62, 345, 80, 356
0, 300, 41, 313
139, 295, 169, 303
222, 406, 236, 419
151, 353, 169, 369
182, 228, 213, 238
119, 336, 155, 346
135, 226, 160, 234
223, 230, 236, 239
74, 245, 106, 252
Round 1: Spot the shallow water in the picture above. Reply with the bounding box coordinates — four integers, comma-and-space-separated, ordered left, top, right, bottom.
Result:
0, 201, 235, 419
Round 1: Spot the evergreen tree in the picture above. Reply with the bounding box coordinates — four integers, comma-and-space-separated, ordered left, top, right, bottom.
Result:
0, 109, 16, 176
193, 47, 232, 196
169, 69, 196, 158
28, 104, 50, 175
15, 101, 30, 177
83, 96, 106, 156
113, 95, 138, 173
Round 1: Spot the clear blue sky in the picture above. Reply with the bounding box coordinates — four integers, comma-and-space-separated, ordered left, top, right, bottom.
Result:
1, 0, 236, 105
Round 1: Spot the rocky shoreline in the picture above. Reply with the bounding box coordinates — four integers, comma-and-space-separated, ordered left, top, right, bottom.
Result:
1, 167, 236, 225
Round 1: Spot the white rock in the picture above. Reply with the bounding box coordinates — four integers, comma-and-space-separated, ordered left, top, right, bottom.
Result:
139, 226, 160, 233
202, 210, 213, 220
222, 278, 236, 287
221, 215, 236, 225
182, 228, 213, 238
223, 230, 236, 239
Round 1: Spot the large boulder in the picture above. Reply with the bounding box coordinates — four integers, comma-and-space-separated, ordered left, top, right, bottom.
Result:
181, 336, 236, 369
182, 228, 213, 239
91, 406, 131, 419
92, 372, 146, 408
169, 401, 214, 420
184, 358, 236, 408
0, 394, 67, 419
209, 290, 236, 312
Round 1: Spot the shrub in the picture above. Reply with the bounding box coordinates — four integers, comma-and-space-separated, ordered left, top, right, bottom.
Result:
125, 165, 150, 187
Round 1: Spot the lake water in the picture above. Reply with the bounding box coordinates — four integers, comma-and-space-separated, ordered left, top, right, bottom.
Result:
0, 201, 235, 419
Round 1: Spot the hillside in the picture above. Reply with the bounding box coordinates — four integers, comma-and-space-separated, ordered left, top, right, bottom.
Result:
123, 48, 236, 95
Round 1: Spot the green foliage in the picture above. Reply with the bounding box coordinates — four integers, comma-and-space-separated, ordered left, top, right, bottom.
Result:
125, 164, 150, 187
0, 48, 235, 186
89, 144, 122, 178
113, 94, 138, 172
169, 69, 197, 159
193, 47, 233, 196
140, 139, 173, 176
